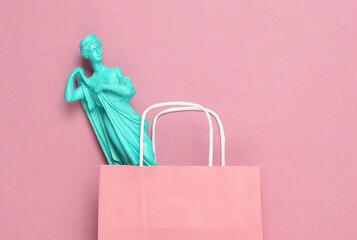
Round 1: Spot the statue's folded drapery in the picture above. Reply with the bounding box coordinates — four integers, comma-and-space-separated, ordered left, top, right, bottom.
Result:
77, 75, 157, 166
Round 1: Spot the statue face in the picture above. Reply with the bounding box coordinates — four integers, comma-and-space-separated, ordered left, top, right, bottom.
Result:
87, 44, 102, 63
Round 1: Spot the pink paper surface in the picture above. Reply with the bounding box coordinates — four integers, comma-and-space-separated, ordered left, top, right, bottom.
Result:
1, 1, 357, 240
98, 166, 262, 240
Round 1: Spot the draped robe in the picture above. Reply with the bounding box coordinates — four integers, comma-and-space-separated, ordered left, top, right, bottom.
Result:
77, 73, 157, 166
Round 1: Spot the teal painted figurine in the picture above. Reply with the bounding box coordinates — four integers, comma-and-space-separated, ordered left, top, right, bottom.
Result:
65, 34, 157, 166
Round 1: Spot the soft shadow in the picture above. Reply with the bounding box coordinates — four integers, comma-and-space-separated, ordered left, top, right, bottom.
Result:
79, 56, 93, 77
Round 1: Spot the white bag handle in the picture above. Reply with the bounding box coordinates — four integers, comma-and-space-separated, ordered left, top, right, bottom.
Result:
151, 107, 225, 166
140, 102, 213, 166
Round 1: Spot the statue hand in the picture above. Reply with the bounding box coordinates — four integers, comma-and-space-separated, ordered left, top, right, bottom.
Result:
123, 77, 131, 84
69, 68, 84, 82
73, 67, 84, 78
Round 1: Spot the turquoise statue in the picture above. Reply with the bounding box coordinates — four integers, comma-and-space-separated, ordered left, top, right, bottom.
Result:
64, 34, 157, 166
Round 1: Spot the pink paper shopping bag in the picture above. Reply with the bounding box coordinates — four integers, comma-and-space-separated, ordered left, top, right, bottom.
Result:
98, 102, 263, 240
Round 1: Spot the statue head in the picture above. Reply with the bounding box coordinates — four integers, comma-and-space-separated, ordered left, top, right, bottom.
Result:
80, 34, 102, 63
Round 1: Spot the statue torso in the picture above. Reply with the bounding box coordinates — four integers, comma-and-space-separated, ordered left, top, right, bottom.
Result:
89, 67, 119, 85
87, 67, 136, 113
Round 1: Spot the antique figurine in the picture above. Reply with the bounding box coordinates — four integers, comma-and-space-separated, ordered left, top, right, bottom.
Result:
64, 34, 157, 166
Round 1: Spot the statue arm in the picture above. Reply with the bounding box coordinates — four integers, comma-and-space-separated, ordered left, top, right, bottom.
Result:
65, 68, 85, 102
116, 67, 136, 96
101, 83, 135, 97
93, 67, 136, 97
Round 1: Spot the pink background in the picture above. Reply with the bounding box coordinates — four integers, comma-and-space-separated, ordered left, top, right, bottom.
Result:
1, 1, 357, 239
